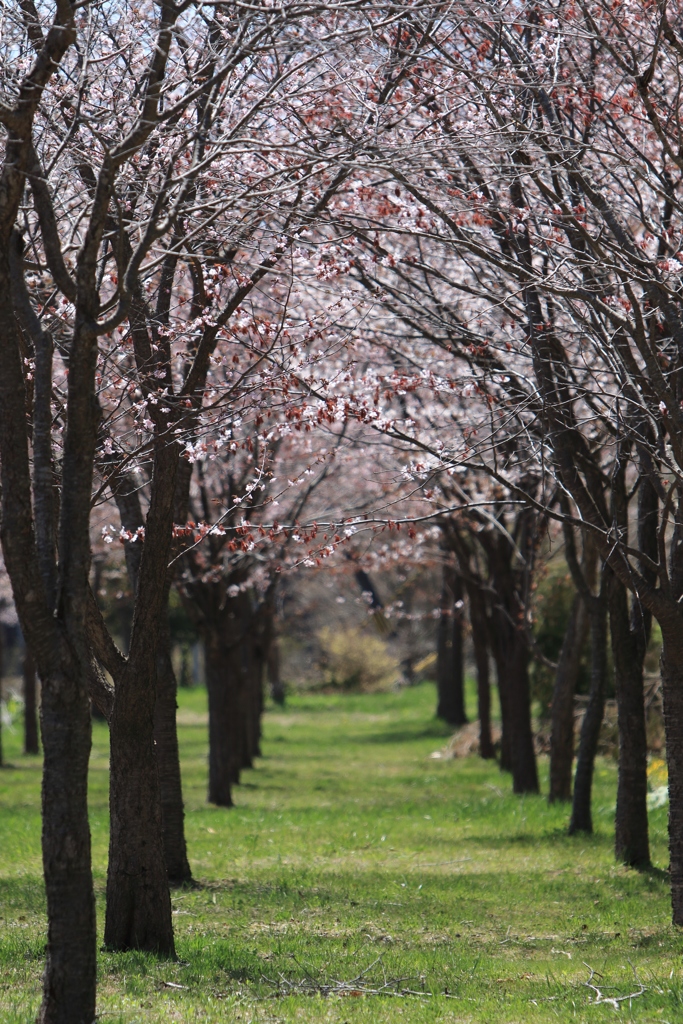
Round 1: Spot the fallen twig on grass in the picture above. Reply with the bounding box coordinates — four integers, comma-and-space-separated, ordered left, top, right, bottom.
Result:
261, 956, 434, 999
262, 972, 432, 998
582, 963, 647, 1009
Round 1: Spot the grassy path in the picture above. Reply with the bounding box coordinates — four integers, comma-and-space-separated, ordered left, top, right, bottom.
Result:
0, 683, 681, 1022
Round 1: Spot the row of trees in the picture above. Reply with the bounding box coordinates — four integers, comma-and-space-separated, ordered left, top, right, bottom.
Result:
2, 1, 683, 1021
326, 0, 679, 896
348, 0, 674, 893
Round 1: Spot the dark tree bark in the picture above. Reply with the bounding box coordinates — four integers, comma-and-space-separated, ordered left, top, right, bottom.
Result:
661, 623, 683, 925
1, 296, 98, 1019
495, 656, 514, 773
104, 662, 174, 953
608, 465, 656, 868
254, 594, 279, 743
569, 582, 608, 835
108, 468, 192, 887
354, 569, 383, 609
268, 634, 285, 705
205, 624, 236, 806
36, 661, 96, 1024
239, 634, 256, 771
502, 624, 538, 794
486, 518, 539, 794
155, 615, 192, 885
103, 441, 177, 956
548, 595, 587, 803
247, 613, 265, 761
23, 646, 40, 755
466, 582, 494, 758
609, 574, 650, 866
0, 9, 97, 1017
189, 571, 265, 806
436, 561, 467, 727
204, 599, 255, 804
490, 624, 533, 786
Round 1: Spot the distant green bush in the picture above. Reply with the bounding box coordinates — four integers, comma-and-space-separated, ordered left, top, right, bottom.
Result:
317, 626, 400, 691
530, 570, 589, 717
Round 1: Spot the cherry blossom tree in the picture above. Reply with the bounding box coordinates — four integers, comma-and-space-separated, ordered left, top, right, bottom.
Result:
318, 0, 680, 903
0, 0, 422, 1016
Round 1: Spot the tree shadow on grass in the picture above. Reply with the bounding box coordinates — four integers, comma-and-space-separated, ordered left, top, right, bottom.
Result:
358, 722, 454, 745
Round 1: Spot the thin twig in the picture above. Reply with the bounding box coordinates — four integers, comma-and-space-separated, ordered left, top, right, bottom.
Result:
582, 963, 647, 1009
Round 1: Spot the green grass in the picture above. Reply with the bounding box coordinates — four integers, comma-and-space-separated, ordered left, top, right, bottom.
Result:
0, 682, 681, 1022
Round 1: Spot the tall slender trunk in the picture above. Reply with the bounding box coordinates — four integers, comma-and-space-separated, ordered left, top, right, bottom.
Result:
485, 516, 539, 789
104, 655, 175, 954
104, 441, 177, 956
489, 598, 537, 791
569, 586, 607, 834
37, 663, 97, 1024
494, 649, 513, 773
608, 471, 657, 867
467, 582, 494, 758
661, 623, 683, 925
1, 320, 98, 1020
436, 563, 467, 726
204, 624, 242, 805
202, 589, 258, 802
239, 617, 256, 771
508, 632, 539, 794
23, 646, 39, 755
248, 638, 264, 761
111, 475, 191, 885
0, 11, 95, 1016
251, 599, 276, 755
609, 574, 650, 867
155, 619, 192, 884
2, 268, 98, 1018
268, 634, 285, 705
549, 595, 587, 803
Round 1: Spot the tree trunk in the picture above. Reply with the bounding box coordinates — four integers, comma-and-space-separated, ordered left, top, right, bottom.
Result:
608, 467, 656, 867
205, 627, 234, 806
204, 628, 248, 803
661, 623, 683, 925
494, 650, 513, 773
569, 588, 607, 834
436, 564, 467, 726
110, 472, 192, 886
548, 595, 587, 803
249, 644, 264, 761
179, 644, 191, 688
37, 664, 97, 1024
104, 439, 178, 956
467, 583, 494, 758
507, 632, 539, 794
104, 659, 175, 954
489, 599, 537, 791
0, 262, 98, 1018
268, 635, 285, 705
154, 628, 192, 885
608, 573, 650, 867
248, 602, 273, 759
239, 615, 256, 770
23, 646, 39, 755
